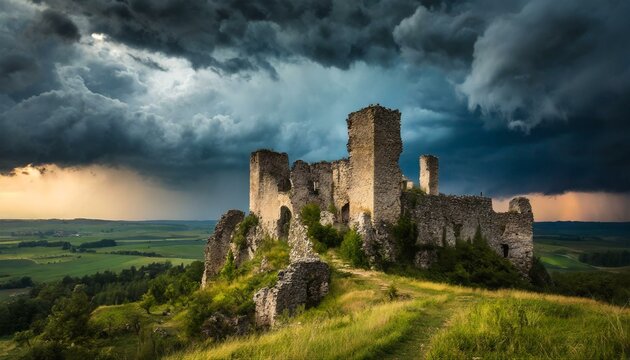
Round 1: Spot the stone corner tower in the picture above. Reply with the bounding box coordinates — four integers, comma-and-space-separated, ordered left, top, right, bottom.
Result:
419, 154, 439, 195
347, 105, 402, 224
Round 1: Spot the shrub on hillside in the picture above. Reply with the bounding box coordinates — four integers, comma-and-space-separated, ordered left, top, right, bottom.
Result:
340, 230, 368, 268
429, 227, 527, 289
552, 271, 630, 306
392, 215, 418, 262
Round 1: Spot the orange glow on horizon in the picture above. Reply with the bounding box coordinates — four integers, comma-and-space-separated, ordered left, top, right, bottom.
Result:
1, 165, 629, 221
493, 192, 630, 222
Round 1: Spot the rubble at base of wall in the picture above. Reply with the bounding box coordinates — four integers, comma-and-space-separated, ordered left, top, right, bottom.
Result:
254, 216, 330, 328
253, 259, 330, 327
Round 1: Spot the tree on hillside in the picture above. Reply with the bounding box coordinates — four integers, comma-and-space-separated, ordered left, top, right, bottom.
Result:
42, 285, 93, 343
140, 293, 156, 314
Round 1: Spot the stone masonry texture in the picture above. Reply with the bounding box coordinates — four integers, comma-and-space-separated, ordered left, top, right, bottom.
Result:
419, 155, 439, 195
201, 209, 244, 288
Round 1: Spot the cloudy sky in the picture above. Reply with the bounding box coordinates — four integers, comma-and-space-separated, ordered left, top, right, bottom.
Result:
1, 0, 629, 221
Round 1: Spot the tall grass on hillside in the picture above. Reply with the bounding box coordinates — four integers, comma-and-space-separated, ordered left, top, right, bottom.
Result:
169, 299, 432, 360
425, 297, 630, 359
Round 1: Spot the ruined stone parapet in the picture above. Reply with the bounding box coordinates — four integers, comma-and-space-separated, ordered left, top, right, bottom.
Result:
401, 193, 534, 274
509, 197, 533, 218
253, 259, 330, 327
347, 105, 402, 225
419, 155, 439, 195
201, 210, 244, 288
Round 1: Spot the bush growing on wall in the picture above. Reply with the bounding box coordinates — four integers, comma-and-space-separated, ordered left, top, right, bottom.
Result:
300, 204, 342, 251
233, 214, 259, 250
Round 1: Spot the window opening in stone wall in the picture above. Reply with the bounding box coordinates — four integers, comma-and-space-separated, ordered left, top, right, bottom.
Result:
308, 180, 319, 195
278, 206, 292, 239
501, 243, 509, 258
341, 203, 350, 224
277, 177, 291, 192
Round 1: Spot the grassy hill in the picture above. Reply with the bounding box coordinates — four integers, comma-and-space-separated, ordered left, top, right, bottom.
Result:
164, 256, 629, 360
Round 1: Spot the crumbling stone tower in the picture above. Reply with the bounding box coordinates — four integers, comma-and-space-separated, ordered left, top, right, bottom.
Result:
347, 105, 402, 224
420, 155, 439, 195
249, 150, 292, 237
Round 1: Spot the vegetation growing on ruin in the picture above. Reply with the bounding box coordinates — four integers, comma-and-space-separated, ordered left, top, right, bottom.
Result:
392, 215, 419, 263
300, 204, 343, 252
185, 237, 289, 338
232, 214, 259, 250
339, 230, 368, 268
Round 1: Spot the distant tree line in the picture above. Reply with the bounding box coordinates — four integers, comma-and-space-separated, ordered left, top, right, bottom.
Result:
17, 240, 72, 249
110, 250, 163, 257
78, 239, 117, 248
0, 276, 33, 289
0, 262, 184, 336
579, 250, 630, 267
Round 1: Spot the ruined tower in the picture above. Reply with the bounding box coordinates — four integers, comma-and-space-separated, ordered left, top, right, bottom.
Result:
249, 150, 292, 237
347, 105, 402, 224
420, 155, 439, 195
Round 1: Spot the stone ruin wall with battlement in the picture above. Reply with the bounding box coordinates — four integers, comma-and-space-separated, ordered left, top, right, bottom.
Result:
244, 104, 534, 274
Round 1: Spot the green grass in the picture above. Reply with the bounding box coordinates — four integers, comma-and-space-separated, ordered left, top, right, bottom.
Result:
425, 297, 629, 359
167, 255, 630, 360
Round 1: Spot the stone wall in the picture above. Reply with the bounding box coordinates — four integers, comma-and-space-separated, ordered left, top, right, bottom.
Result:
347, 105, 402, 225
402, 193, 534, 274
253, 259, 330, 327
331, 159, 350, 222
290, 160, 334, 217
419, 155, 439, 195
201, 209, 244, 288
249, 150, 293, 237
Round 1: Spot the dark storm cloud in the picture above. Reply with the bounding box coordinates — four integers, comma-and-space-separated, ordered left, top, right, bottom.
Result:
0, 1, 80, 100
460, 0, 630, 131
0, 0, 628, 200
35, 9, 80, 41
36, 0, 421, 72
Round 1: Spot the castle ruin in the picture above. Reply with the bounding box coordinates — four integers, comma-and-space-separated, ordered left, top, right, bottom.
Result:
202, 104, 534, 327
244, 104, 533, 274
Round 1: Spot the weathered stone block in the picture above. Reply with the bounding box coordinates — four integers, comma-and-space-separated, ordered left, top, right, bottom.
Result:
201, 209, 244, 288
253, 259, 330, 327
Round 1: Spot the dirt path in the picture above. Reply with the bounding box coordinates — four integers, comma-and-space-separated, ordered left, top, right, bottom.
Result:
330, 254, 477, 359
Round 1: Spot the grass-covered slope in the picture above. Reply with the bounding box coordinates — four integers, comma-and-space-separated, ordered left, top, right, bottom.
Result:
169, 256, 630, 360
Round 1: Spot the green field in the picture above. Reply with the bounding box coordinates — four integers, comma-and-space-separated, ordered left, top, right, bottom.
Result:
0, 219, 215, 286
534, 222, 630, 272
